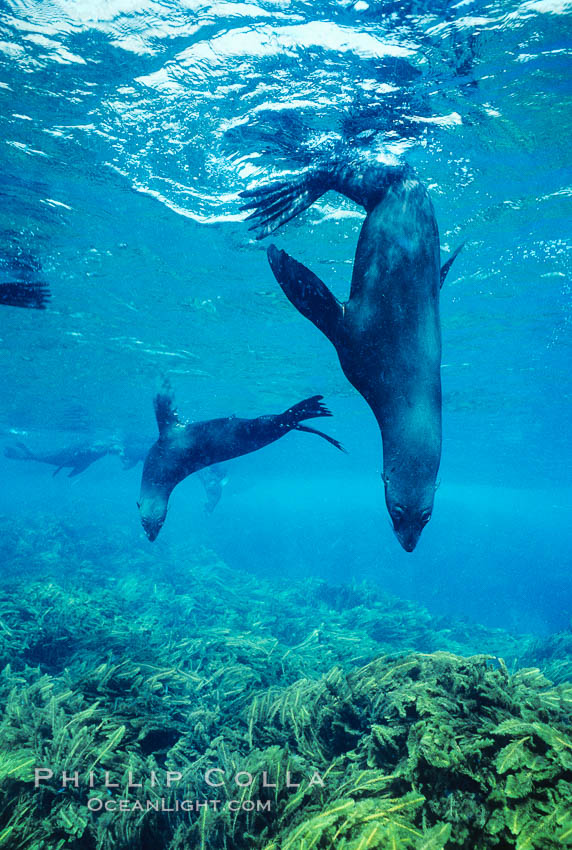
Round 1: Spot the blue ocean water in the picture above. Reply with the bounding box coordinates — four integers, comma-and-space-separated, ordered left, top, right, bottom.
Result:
0, 0, 570, 635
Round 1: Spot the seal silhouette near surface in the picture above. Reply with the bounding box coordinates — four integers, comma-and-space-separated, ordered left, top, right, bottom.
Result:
241, 157, 463, 551
138, 381, 344, 541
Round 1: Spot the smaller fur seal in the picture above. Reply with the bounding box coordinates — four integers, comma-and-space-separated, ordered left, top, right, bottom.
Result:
138, 381, 344, 541
118, 434, 229, 514
4, 439, 120, 476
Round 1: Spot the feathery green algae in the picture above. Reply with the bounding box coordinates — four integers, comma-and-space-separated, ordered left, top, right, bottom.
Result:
0, 515, 571, 849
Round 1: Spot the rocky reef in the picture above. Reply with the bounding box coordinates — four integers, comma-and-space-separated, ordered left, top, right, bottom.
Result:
0, 516, 571, 849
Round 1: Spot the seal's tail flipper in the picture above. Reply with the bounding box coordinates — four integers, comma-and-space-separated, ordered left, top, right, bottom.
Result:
153, 378, 180, 437
240, 172, 326, 240
4, 441, 35, 461
282, 395, 345, 452
267, 244, 343, 345
440, 242, 465, 288
0, 282, 50, 309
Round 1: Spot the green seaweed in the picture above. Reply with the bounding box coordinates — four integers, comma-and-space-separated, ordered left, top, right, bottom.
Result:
0, 515, 571, 849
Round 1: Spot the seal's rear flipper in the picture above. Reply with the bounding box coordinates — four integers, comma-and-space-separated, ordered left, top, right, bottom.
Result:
267, 244, 343, 345
296, 424, 346, 453
0, 282, 50, 309
284, 394, 332, 423
282, 396, 345, 452
440, 242, 465, 288
154, 378, 180, 437
241, 159, 408, 239
240, 173, 325, 240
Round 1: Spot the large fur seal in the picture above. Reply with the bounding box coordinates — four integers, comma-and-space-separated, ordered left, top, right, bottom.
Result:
138, 381, 344, 541
241, 157, 462, 551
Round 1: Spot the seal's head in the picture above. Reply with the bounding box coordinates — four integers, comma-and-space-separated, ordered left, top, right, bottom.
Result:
383, 475, 435, 552
138, 495, 168, 542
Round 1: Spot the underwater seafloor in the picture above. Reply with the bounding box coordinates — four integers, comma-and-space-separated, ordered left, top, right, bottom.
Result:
1, 515, 572, 849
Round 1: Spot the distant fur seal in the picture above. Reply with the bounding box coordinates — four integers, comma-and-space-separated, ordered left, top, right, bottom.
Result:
138, 381, 344, 541
241, 156, 463, 551
4, 438, 119, 476
197, 465, 229, 514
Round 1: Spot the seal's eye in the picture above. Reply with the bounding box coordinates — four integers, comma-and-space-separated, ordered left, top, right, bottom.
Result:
391, 506, 404, 523
420, 510, 432, 525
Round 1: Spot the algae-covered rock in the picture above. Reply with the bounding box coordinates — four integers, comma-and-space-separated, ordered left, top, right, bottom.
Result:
0, 516, 571, 849
521, 630, 572, 685
245, 653, 572, 849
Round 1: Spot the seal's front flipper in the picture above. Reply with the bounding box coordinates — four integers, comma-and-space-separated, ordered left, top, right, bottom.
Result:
440, 242, 465, 288
67, 460, 93, 477
153, 378, 180, 437
267, 244, 343, 345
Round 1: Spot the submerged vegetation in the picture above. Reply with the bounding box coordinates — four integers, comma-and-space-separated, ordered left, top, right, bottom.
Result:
0, 515, 571, 849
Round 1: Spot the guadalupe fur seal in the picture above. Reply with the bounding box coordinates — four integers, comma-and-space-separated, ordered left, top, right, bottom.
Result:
118, 434, 229, 514
117, 435, 153, 470
241, 156, 462, 551
198, 465, 229, 514
4, 438, 120, 477
138, 381, 344, 541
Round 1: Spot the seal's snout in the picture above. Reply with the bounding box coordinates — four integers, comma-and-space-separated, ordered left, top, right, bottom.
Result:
140, 514, 161, 542
143, 522, 160, 542
394, 526, 422, 553
138, 496, 167, 543
387, 504, 432, 553
400, 537, 418, 553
